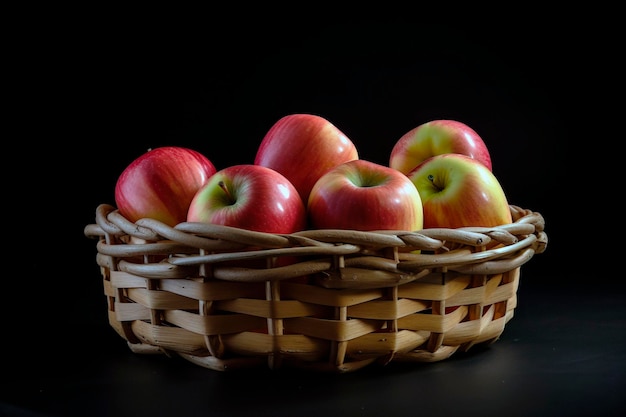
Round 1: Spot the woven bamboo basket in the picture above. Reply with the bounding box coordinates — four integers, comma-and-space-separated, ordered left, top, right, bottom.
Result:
84, 203, 547, 373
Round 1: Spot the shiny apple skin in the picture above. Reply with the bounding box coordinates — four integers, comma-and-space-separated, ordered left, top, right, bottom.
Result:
187, 164, 307, 234
115, 146, 216, 226
389, 119, 492, 175
406, 153, 511, 230
254, 113, 359, 204
307, 159, 423, 232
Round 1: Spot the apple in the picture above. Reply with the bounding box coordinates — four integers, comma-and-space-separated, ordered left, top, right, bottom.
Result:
406, 153, 512, 230
307, 159, 423, 232
254, 113, 359, 204
389, 119, 492, 175
115, 146, 217, 226
187, 164, 307, 234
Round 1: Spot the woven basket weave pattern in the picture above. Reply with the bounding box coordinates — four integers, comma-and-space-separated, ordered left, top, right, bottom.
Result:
84, 203, 547, 372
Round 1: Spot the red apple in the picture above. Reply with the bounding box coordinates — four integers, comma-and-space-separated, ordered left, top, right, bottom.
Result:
115, 146, 216, 226
254, 113, 359, 204
389, 119, 492, 175
187, 164, 307, 234
307, 159, 423, 232
406, 153, 511, 230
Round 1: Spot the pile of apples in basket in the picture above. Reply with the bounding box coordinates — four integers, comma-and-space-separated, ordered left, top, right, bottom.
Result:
115, 114, 515, 235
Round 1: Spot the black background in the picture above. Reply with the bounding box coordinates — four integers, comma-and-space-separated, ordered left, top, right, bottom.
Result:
5, 10, 623, 417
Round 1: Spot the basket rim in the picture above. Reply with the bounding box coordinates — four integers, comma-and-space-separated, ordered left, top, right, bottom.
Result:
84, 203, 547, 284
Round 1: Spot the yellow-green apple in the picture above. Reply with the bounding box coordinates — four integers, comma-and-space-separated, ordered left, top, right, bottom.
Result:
115, 146, 217, 226
307, 159, 423, 232
406, 153, 511, 230
389, 119, 492, 175
254, 113, 359, 204
187, 164, 307, 234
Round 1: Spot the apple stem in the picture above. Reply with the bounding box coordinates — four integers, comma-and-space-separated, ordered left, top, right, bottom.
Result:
428, 174, 443, 191
218, 180, 235, 203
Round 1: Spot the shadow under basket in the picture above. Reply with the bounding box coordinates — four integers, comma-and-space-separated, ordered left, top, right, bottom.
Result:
84, 204, 547, 373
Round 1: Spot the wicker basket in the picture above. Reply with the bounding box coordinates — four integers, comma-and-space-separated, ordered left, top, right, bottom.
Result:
84, 203, 547, 373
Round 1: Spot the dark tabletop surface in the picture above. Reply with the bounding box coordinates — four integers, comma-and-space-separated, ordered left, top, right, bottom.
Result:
7, 10, 621, 417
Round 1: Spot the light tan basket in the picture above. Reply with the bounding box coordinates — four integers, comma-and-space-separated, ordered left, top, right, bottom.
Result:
84, 203, 547, 373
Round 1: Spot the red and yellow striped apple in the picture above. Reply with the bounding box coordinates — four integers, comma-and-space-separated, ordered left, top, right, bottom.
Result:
187, 164, 307, 234
254, 113, 359, 204
406, 153, 511, 230
307, 159, 423, 232
115, 146, 216, 226
390, 119, 492, 175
